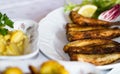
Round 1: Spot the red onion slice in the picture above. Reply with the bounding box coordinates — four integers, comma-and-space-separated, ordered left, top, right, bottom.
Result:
99, 4, 120, 22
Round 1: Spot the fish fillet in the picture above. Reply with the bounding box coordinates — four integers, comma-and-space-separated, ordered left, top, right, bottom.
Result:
70, 11, 120, 26
67, 28, 120, 41
70, 53, 120, 65
63, 39, 114, 52
66, 23, 107, 33
67, 43, 120, 54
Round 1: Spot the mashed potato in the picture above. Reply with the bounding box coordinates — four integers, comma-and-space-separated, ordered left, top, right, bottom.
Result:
0, 30, 28, 56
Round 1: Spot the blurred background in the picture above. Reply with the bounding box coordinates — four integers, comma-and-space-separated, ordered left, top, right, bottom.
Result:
0, 0, 66, 22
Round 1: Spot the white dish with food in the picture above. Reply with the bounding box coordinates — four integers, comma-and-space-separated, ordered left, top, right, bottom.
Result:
0, 19, 39, 59
38, 7, 120, 70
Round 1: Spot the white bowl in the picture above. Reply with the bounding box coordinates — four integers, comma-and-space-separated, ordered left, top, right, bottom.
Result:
0, 19, 39, 59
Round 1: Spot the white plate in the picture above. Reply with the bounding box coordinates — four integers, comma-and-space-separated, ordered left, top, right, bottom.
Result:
38, 7, 120, 70
0, 19, 39, 59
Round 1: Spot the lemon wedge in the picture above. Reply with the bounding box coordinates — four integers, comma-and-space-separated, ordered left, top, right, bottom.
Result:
78, 5, 97, 17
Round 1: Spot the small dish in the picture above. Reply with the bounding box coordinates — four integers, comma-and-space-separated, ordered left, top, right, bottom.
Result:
0, 19, 39, 59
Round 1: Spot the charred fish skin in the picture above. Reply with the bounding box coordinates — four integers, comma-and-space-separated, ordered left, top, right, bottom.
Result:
63, 39, 114, 52
66, 23, 80, 28
69, 11, 120, 26
66, 23, 107, 33
70, 53, 120, 66
67, 28, 120, 41
67, 42, 120, 54
63, 11, 120, 66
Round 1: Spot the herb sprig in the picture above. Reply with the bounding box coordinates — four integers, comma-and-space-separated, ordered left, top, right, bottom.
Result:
0, 12, 14, 35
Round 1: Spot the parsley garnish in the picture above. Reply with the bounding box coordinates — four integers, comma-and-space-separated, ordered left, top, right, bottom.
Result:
0, 12, 14, 35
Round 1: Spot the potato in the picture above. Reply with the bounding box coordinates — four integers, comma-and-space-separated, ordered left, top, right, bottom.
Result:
4, 34, 10, 41
6, 43, 21, 55
0, 30, 28, 56
17, 42, 24, 54
10, 30, 24, 43
0, 42, 5, 53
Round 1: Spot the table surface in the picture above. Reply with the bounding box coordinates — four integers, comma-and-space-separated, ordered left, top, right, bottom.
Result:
0, 0, 65, 22
0, 0, 110, 74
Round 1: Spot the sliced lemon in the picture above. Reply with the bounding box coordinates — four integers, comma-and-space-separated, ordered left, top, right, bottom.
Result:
78, 5, 97, 17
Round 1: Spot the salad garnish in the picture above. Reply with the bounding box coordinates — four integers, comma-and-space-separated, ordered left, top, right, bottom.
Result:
64, 0, 120, 18
99, 4, 120, 22
0, 12, 14, 35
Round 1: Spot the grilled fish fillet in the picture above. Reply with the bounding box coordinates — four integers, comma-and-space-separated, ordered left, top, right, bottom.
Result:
66, 23, 80, 28
67, 43, 120, 54
67, 28, 120, 41
63, 39, 115, 52
66, 23, 107, 33
70, 53, 120, 65
70, 11, 120, 26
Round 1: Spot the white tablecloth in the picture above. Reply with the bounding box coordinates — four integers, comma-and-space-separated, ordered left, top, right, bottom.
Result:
0, 0, 64, 22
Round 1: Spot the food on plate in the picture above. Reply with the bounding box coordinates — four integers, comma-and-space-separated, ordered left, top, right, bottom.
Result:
64, 0, 120, 18
64, 39, 117, 52
64, 0, 120, 65
67, 28, 120, 41
66, 23, 107, 33
39, 60, 69, 74
66, 42, 120, 54
77, 4, 97, 17
99, 4, 120, 22
70, 53, 120, 65
0, 12, 29, 56
64, 11, 120, 65
0, 30, 28, 56
2, 67, 23, 74
70, 11, 120, 26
